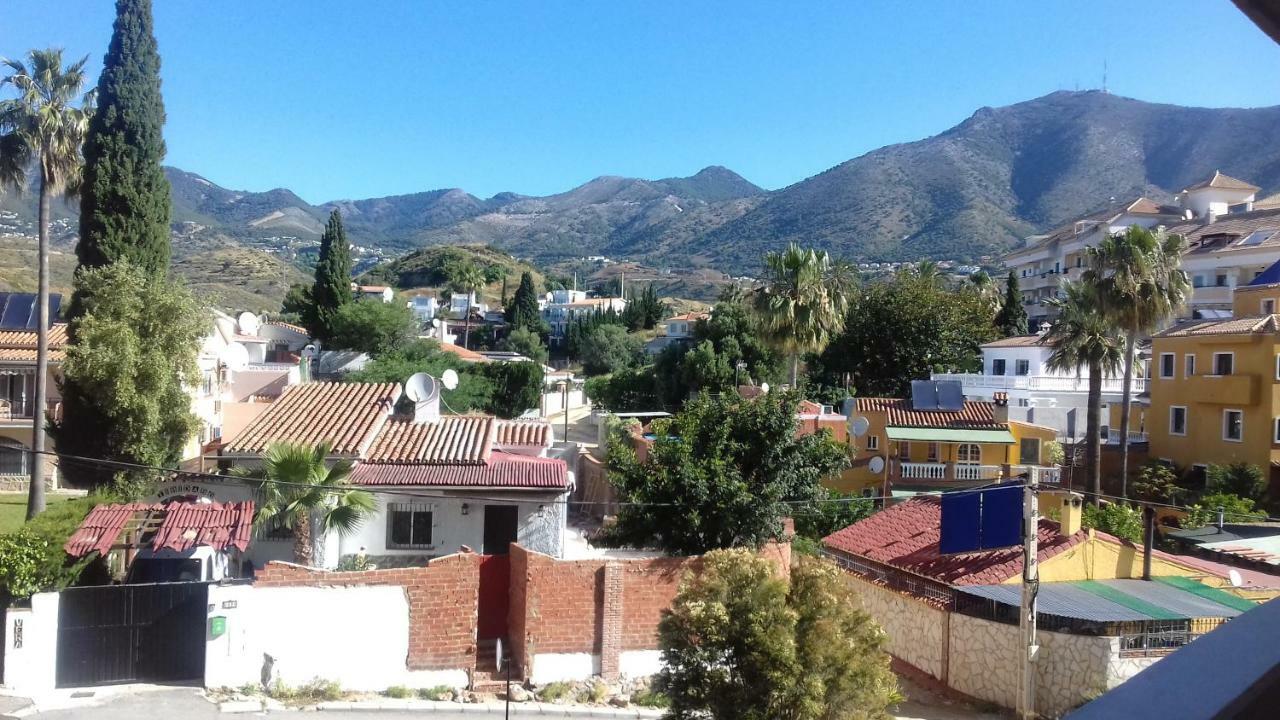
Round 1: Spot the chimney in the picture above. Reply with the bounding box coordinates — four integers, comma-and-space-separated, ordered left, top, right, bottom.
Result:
992, 391, 1009, 423
1053, 491, 1084, 536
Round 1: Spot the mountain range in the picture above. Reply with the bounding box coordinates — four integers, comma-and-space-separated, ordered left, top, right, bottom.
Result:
4, 90, 1280, 305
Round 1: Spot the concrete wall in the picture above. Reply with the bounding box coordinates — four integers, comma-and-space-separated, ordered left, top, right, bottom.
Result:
1, 593, 59, 694
840, 573, 947, 680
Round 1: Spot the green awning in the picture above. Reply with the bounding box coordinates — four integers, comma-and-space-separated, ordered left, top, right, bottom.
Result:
885, 427, 1016, 444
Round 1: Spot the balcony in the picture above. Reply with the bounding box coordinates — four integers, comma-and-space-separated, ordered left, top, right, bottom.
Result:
1190, 285, 1233, 305
0, 398, 60, 423
933, 373, 1145, 395
1181, 374, 1258, 406
894, 461, 1060, 484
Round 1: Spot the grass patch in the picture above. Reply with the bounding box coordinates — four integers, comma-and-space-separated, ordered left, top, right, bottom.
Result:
383, 686, 412, 699
0, 493, 76, 535
632, 687, 669, 708
417, 685, 453, 701
537, 681, 573, 703
577, 679, 609, 704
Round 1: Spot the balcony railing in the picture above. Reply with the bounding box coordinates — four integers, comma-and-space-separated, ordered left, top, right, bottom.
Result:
895, 462, 1060, 484
932, 373, 1145, 395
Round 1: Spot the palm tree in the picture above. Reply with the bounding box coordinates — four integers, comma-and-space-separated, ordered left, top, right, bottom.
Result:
0, 49, 94, 519
1044, 281, 1124, 505
1084, 226, 1190, 496
449, 262, 485, 349
246, 441, 376, 566
752, 243, 848, 387
968, 270, 999, 311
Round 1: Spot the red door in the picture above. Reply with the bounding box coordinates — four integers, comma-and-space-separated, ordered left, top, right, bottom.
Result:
477, 554, 510, 640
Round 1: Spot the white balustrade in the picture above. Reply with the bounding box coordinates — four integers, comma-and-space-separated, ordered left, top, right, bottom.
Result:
899, 462, 947, 480
931, 373, 1145, 394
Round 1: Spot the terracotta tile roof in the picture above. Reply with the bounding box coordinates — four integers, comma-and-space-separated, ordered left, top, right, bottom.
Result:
0, 348, 64, 362
265, 321, 309, 335
437, 342, 488, 362
1010, 198, 1183, 255
1182, 171, 1260, 193
0, 322, 68, 350
365, 416, 497, 464
1255, 193, 1280, 211
1173, 208, 1280, 255
351, 452, 568, 489
981, 334, 1047, 348
358, 285, 391, 293
822, 496, 1086, 586
496, 420, 552, 447
666, 312, 709, 322
1153, 315, 1278, 338
221, 382, 399, 456
65, 501, 255, 558
855, 398, 1004, 429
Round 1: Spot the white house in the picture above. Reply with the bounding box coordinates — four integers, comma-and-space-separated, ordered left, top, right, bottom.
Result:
353, 284, 395, 303
644, 311, 708, 354
407, 295, 440, 323
202, 380, 570, 569
542, 290, 627, 345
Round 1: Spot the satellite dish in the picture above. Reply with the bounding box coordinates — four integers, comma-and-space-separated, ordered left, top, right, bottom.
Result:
405, 372, 437, 403
301, 343, 318, 359
431, 318, 441, 328
237, 311, 260, 336
219, 342, 249, 371
1229, 569, 1243, 588
441, 369, 460, 391
849, 416, 870, 437
760, 383, 770, 394
545, 292, 554, 303
868, 456, 885, 474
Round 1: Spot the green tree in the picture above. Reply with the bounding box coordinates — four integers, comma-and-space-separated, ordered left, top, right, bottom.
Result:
993, 270, 1028, 337
1083, 502, 1144, 543
603, 392, 849, 554
51, 263, 206, 495
327, 298, 417, 356
1184, 493, 1268, 529
696, 288, 783, 386
584, 367, 663, 412
753, 244, 848, 386
505, 271, 543, 334
579, 324, 643, 376
658, 549, 898, 720
447, 260, 485, 348
281, 282, 312, 316
1205, 462, 1268, 503
309, 210, 354, 341
815, 272, 996, 397
479, 361, 545, 418
624, 283, 667, 331
246, 441, 375, 566
792, 488, 875, 541
1086, 226, 1190, 493
679, 340, 734, 396
1132, 462, 1185, 504
75, 0, 171, 278
0, 49, 94, 518
1044, 281, 1123, 505
346, 339, 493, 413
500, 325, 549, 365
0, 495, 104, 600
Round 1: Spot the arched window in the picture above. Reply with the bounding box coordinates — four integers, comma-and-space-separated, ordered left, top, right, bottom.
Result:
956, 443, 981, 465
0, 438, 29, 476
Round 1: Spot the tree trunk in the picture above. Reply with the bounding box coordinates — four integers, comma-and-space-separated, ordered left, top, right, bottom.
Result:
1085, 362, 1103, 506
463, 294, 473, 348
1117, 331, 1137, 498
292, 511, 313, 566
790, 353, 799, 388
26, 173, 50, 520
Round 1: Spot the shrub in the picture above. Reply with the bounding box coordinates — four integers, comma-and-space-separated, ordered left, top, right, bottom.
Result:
577, 679, 609, 704
1082, 502, 1143, 543
418, 685, 453, 701
631, 687, 669, 708
1132, 462, 1184, 504
1184, 493, 1268, 529
1205, 463, 1267, 503
0, 496, 106, 600
537, 682, 573, 702
384, 685, 411, 699
297, 678, 344, 702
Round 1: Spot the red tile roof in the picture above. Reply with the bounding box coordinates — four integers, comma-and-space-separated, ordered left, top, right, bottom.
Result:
0, 323, 68, 349
437, 342, 489, 362
1183, 171, 1260, 193
496, 420, 552, 447
65, 501, 255, 558
264, 321, 309, 335
856, 398, 1004, 429
981, 334, 1048, 348
221, 382, 399, 456
365, 416, 496, 464
822, 496, 1086, 586
351, 452, 568, 489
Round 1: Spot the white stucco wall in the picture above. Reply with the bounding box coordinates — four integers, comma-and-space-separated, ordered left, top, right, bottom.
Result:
2, 593, 59, 695
205, 584, 467, 692
528, 653, 600, 685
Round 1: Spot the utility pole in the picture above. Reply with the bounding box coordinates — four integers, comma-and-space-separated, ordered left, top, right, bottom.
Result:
1018, 466, 1040, 720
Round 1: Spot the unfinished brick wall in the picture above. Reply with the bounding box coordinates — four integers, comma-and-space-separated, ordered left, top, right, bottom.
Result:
255, 551, 481, 671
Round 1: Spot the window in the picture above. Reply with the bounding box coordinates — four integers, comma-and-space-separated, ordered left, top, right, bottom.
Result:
1276, 354, 1280, 381
387, 503, 434, 549
1184, 354, 1196, 378
898, 442, 910, 460
992, 359, 1007, 376
1015, 359, 1030, 376
1159, 353, 1176, 379
1213, 352, 1234, 376
866, 435, 879, 451
1223, 410, 1244, 442
1216, 274, 1228, 287
957, 443, 980, 464
1274, 417, 1280, 444
927, 442, 940, 462
1264, 299, 1276, 315
1019, 438, 1040, 465
1169, 406, 1187, 436
0, 438, 28, 475
1193, 274, 1206, 288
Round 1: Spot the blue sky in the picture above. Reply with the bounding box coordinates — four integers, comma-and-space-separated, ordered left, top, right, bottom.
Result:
4, 1, 1278, 203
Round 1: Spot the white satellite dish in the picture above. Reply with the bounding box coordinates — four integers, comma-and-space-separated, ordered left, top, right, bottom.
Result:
760, 383, 770, 394
441, 368, 459, 391
545, 292, 554, 303
1228, 569, 1243, 588
405, 372, 438, 403
301, 343, 318, 359
219, 342, 249, 371
868, 456, 885, 474
237, 311, 260, 336
849, 416, 870, 437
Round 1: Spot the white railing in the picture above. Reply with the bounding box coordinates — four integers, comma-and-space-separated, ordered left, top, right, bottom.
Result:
1104, 431, 1148, 444
900, 462, 947, 480
954, 464, 1001, 481
932, 373, 1146, 395
1012, 465, 1061, 484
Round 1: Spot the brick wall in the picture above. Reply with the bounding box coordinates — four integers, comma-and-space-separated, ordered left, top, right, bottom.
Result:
256, 551, 480, 671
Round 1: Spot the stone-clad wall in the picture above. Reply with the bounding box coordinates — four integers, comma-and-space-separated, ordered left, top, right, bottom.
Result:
842, 573, 947, 680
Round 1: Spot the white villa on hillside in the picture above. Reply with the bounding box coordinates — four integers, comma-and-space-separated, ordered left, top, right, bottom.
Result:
542, 289, 627, 345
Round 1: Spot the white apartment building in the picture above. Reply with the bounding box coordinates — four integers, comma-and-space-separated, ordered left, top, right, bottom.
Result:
1003, 171, 1275, 326
542, 289, 627, 345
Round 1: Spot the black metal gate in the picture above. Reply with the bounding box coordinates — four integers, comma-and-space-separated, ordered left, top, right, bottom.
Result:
56, 582, 208, 688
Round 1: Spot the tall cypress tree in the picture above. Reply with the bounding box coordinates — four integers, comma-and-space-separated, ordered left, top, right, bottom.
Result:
310, 210, 354, 341
505, 271, 542, 333
994, 270, 1029, 337
76, 0, 172, 277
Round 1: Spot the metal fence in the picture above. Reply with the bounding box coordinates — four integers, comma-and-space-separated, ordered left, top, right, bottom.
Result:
822, 549, 954, 606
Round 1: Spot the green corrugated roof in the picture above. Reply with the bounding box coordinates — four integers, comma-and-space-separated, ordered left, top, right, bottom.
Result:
885, 427, 1016, 444
1075, 580, 1185, 620
1154, 576, 1259, 613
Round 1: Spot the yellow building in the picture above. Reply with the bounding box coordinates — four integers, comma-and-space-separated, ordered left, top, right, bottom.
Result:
832, 390, 1058, 496
1147, 267, 1280, 488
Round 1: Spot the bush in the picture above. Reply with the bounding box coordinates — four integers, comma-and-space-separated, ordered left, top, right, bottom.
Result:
384, 685, 412, 699
1132, 462, 1184, 504
792, 488, 874, 540
1083, 502, 1143, 543
631, 687, 669, 708
0, 496, 106, 600
537, 682, 573, 702
418, 685, 454, 701
1184, 493, 1268, 529
577, 679, 609, 704
1205, 463, 1267, 503
328, 299, 418, 356
500, 326, 549, 365
479, 361, 545, 418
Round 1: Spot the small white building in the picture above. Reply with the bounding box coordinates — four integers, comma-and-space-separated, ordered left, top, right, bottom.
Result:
542, 292, 627, 345
644, 311, 708, 355
353, 284, 395, 303
407, 295, 440, 323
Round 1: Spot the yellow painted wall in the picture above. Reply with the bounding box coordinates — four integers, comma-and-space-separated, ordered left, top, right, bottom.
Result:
1231, 285, 1280, 317
1147, 332, 1278, 470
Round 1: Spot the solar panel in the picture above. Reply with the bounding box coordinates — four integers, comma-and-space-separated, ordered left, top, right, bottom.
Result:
48, 294, 62, 323
979, 485, 1023, 549
940, 490, 982, 553
910, 380, 939, 410
1238, 229, 1277, 247
936, 380, 965, 410
0, 293, 35, 330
